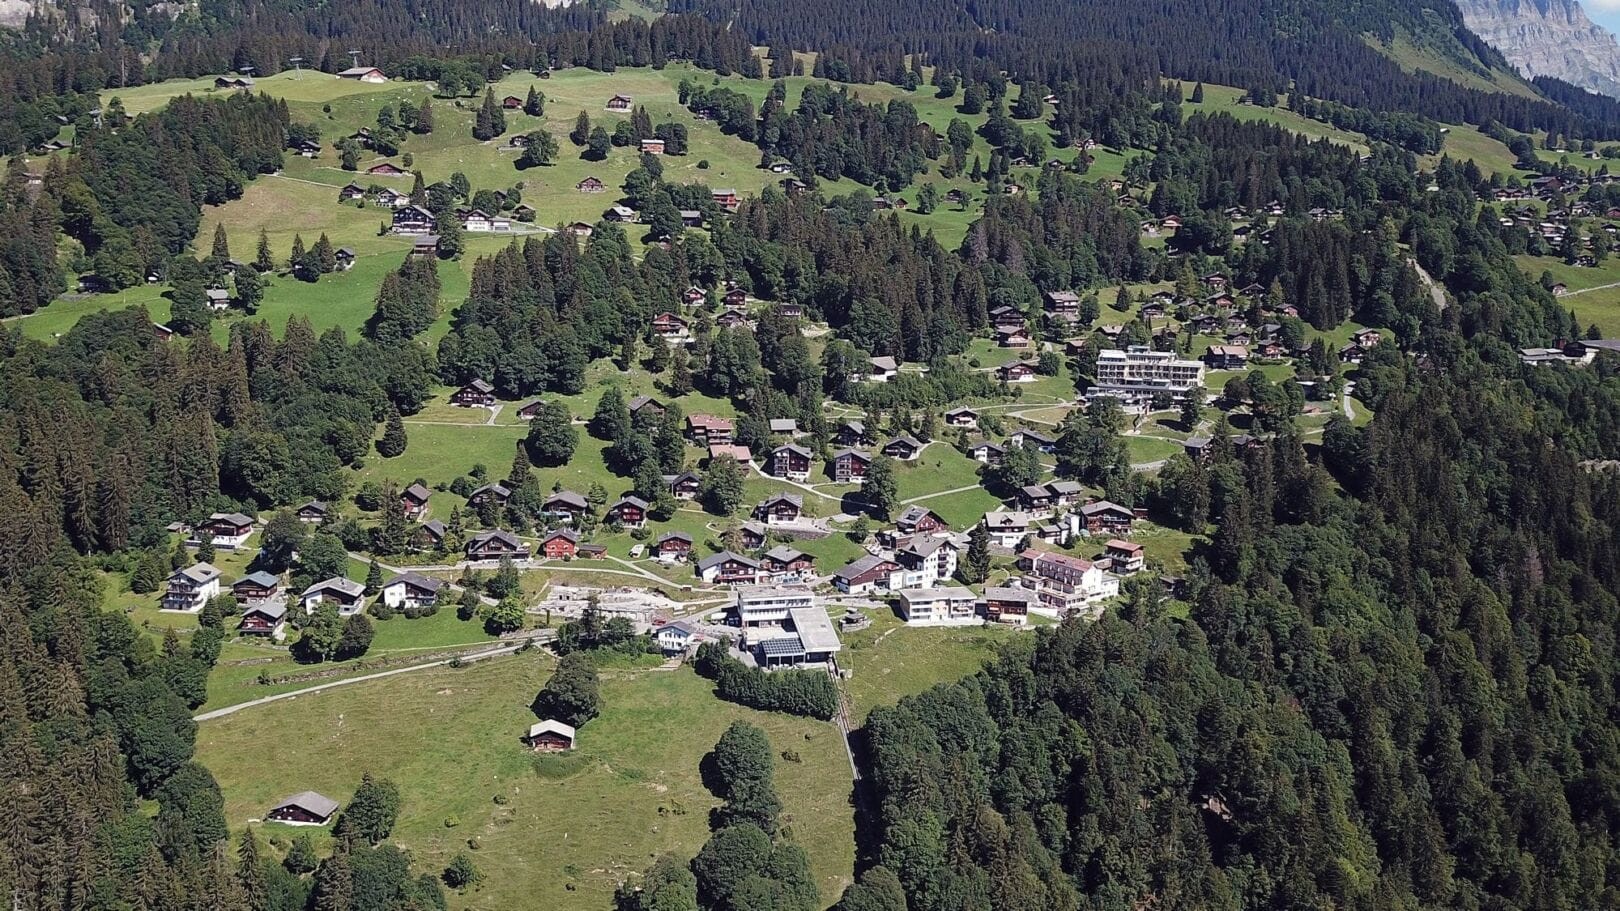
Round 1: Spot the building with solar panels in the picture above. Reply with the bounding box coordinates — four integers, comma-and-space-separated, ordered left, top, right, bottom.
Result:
747, 603, 842, 671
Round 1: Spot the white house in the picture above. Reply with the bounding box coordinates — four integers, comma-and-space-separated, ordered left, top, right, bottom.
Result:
161, 563, 221, 612
896, 587, 980, 626
380, 572, 445, 610
300, 577, 367, 616
656, 621, 699, 655
982, 511, 1035, 549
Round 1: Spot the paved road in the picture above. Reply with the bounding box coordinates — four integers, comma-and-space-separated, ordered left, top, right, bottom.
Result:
194, 638, 543, 721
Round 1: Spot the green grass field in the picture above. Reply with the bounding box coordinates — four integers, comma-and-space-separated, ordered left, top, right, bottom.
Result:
196, 655, 857, 909
839, 611, 1021, 721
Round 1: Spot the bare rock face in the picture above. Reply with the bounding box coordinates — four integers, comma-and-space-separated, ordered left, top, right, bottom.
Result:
1456, 0, 1620, 97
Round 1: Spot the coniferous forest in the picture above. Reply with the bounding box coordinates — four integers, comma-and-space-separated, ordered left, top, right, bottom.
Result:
2, 0, 1620, 908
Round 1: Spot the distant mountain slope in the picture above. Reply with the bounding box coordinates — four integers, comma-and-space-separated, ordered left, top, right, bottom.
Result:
1454, 0, 1620, 97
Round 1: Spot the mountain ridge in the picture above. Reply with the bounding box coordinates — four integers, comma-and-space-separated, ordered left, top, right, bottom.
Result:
1454, 0, 1620, 97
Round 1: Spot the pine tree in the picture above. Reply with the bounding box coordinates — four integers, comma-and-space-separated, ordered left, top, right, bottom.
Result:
377, 407, 408, 457
209, 223, 231, 267
415, 97, 434, 134
364, 558, 383, 595
313, 233, 337, 273
571, 110, 592, 146
524, 86, 545, 117
962, 524, 991, 583
254, 229, 274, 272
288, 234, 306, 273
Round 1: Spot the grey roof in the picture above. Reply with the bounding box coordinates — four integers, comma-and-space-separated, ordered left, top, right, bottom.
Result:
545, 490, 589, 510
386, 571, 445, 593
1080, 500, 1133, 516
898, 505, 940, 524
898, 586, 977, 604
657, 531, 694, 544
628, 395, 663, 412
470, 529, 524, 549
984, 586, 1038, 604
273, 791, 339, 818
970, 440, 1005, 453
832, 448, 871, 461
841, 420, 866, 435
900, 536, 953, 558
870, 356, 899, 372
773, 443, 812, 458
209, 512, 254, 527
758, 637, 805, 658
242, 601, 288, 621
1014, 428, 1056, 444
764, 544, 809, 563
299, 500, 328, 514
302, 577, 364, 599
463, 378, 495, 394
402, 482, 432, 503
884, 434, 923, 450
788, 606, 841, 653
470, 482, 511, 500
234, 570, 281, 589
945, 406, 979, 417
612, 495, 649, 510
1185, 435, 1212, 448
419, 519, 447, 538
834, 553, 893, 581
1046, 480, 1083, 496
173, 562, 221, 585
698, 550, 760, 571
543, 528, 580, 544
759, 492, 803, 509
1021, 484, 1053, 500
769, 418, 799, 432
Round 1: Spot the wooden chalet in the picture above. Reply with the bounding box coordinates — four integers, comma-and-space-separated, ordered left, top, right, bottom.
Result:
696, 551, 761, 585
400, 482, 431, 519
605, 94, 633, 112
517, 400, 546, 420
944, 406, 979, 428
450, 379, 496, 406
539, 529, 579, 559
711, 188, 740, 211
895, 506, 948, 535
982, 586, 1036, 624
629, 395, 665, 419
467, 482, 511, 508
997, 361, 1038, 383
199, 512, 255, 548
607, 496, 649, 527
881, 435, 924, 461
754, 493, 804, 525
467, 529, 530, 561
543, 490, 590, 522
524, 719, 577, 751
576, 176, 606, 193
296, 500, 329, 523
667, 471, 702, 500
412, 519, 448, 551
392, 205, 436, 234
268, 792, 339, 825
769, 444, 813, 481
832, 449, 872, 483
367, 161, 406, 176
1078, 500, 1135, 536
654, 531, 694, 560
239, 602, 288, 636
762, 545, 815, 578
231, 571, 281, 603
501, 95, 523, 109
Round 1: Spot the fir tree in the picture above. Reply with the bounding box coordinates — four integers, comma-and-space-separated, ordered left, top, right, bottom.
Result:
377, 407, 408, 457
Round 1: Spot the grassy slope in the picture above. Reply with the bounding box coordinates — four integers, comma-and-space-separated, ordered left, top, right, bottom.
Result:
196, 656, 856, 910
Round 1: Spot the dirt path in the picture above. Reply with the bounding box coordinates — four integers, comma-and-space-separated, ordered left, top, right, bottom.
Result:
194, 639, 537, 721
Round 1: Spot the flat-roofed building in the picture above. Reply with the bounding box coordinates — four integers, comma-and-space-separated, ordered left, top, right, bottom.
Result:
1092, 346, 1205, 402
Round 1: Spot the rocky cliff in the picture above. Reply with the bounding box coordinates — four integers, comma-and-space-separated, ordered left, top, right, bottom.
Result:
1455, 0, 1620, 97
